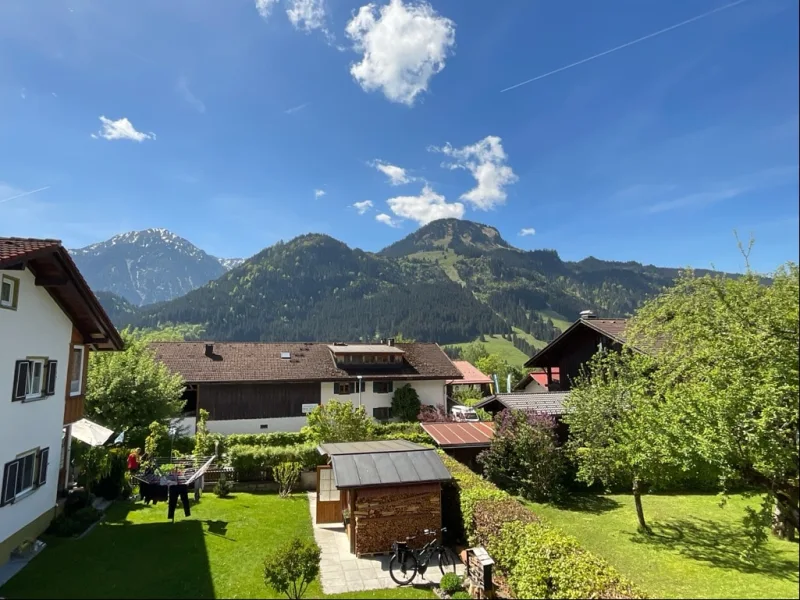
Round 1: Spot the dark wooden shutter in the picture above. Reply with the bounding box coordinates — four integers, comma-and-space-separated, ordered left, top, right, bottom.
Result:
360, 379, 366, 393
1, 461, 19, 506
45, 361, 58, 396
333, 382, 340, 394
12, 360, 29, 401
387, 381, 393, 393
35, 448, 49, 487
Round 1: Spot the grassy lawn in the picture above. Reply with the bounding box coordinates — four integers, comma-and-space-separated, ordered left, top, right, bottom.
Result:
526, 493, 799, 599
0, 493, 434, 600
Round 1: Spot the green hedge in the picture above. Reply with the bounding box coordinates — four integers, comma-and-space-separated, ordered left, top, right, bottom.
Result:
194, 431, 309, 456
227, 443, 326, 479
439, 453, 644, 599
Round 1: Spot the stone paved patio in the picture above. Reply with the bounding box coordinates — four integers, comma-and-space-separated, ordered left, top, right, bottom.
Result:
308, 492, 464, 594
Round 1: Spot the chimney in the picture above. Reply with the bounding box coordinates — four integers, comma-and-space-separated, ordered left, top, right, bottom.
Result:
387, 337, 395, 347
205, 343, 214, 358
580, 310, 596, 320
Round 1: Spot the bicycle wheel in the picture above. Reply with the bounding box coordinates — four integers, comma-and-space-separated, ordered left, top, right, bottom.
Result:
437, 547, 457, 576
389, 552, 418, 586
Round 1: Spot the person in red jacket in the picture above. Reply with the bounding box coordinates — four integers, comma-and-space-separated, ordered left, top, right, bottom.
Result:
127, 448, 141, 473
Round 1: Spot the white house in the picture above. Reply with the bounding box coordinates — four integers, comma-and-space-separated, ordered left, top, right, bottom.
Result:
151, 340, 462, 434
0, 238, 122, 565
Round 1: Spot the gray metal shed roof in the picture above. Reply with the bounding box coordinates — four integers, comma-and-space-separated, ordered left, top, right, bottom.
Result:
317, 439, 423, 456
330, 448, 451, 489
476, 391, 570, 415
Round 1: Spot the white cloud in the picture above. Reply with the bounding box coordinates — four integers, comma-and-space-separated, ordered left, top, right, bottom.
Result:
353, 200, 374, 214
314, 189, 326, 199
519, 228, 536, 236
176, 76, 206, 114
286, 0, 327, 32
255, 0, 280, 19
91, 116, 156, 142
370, 160, 412, 185
386, 184, 464, 225
375, 213, 401, 227
345, 0, 456, 106
20, 88, 27, 100
432, 135, 517, 210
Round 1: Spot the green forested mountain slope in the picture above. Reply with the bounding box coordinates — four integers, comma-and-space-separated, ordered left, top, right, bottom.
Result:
105, 219, 725, 346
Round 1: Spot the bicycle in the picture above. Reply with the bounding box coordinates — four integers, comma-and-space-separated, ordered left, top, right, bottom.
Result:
389, 527, 457, 585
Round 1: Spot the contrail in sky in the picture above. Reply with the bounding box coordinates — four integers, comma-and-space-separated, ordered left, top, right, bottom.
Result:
0, 186, 51, 204
500, 0, 750, 93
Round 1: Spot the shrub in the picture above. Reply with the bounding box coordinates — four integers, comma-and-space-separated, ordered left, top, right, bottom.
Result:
214, 474, 232, 498
439, 453, 644, 599
418, 404, 455, 423
264, 537, 320, 599
93, 448, 129, 500
372, 422, 424, 436
392, 384, 422, 421
47, 506, 102, 537
479, 409, 564, 502
275, 462, 303, 498
64, 489, 91, 517
305, 401, 373, 443
439, 573, 463, 594
492, 521, 642, 599
227, 444, 325, 480
451, 592, 470, 600
452, 387, 483, 405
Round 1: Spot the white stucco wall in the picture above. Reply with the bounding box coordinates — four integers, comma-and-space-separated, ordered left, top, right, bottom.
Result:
0, 267, 72, 547
321, 379, 447, 418
206, 416, 309, 434
204, 378, 448, 434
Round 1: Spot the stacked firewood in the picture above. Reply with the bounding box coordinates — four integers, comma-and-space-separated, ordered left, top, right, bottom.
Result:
354, 490, 440, 555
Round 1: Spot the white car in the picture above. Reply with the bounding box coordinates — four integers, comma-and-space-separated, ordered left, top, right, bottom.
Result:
450, 405, 480, 422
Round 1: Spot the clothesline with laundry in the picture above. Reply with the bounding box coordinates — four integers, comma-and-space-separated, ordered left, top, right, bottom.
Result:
133, 456, 216, 521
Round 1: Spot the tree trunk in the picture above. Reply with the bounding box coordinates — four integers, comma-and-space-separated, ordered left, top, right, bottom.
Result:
773, 490, 799, 541
632, 477, 650, 534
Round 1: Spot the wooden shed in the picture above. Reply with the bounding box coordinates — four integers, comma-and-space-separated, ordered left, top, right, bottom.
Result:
316, 440, 452, 556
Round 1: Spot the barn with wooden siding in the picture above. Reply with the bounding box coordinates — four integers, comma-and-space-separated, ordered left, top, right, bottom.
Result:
316, 440, 452, 556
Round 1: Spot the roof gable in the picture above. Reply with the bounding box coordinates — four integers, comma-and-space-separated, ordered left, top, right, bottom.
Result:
524, 318, 629, 368
1, 237, 123, 350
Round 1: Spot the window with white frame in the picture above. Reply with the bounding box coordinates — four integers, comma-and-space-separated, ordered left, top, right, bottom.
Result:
26, 359, 45, 399
70, 345, 85, 396
0, 275, 18, 309
12, 359, 56, 402
1, 448, 49, 506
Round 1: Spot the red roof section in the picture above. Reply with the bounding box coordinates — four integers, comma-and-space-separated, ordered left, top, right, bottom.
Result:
449, 360, 492, 385
0, 237, 61, 265
421, 422, 496, 448
529, 367, 560, 386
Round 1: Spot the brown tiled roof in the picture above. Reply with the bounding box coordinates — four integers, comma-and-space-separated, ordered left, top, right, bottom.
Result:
583, 319, 628, 343
150, 341, 462, 383
0, 237, 123, 351
0, 237, 61, 265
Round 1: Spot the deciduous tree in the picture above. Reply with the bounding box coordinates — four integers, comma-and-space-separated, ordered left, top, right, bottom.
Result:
85, 329, 186, 443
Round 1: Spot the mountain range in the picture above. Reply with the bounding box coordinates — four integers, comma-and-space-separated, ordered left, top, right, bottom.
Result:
69, 229, 243, 306
77, 219, 720, 348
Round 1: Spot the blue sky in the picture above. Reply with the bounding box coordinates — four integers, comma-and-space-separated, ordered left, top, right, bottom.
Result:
1, 0, 797, 273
